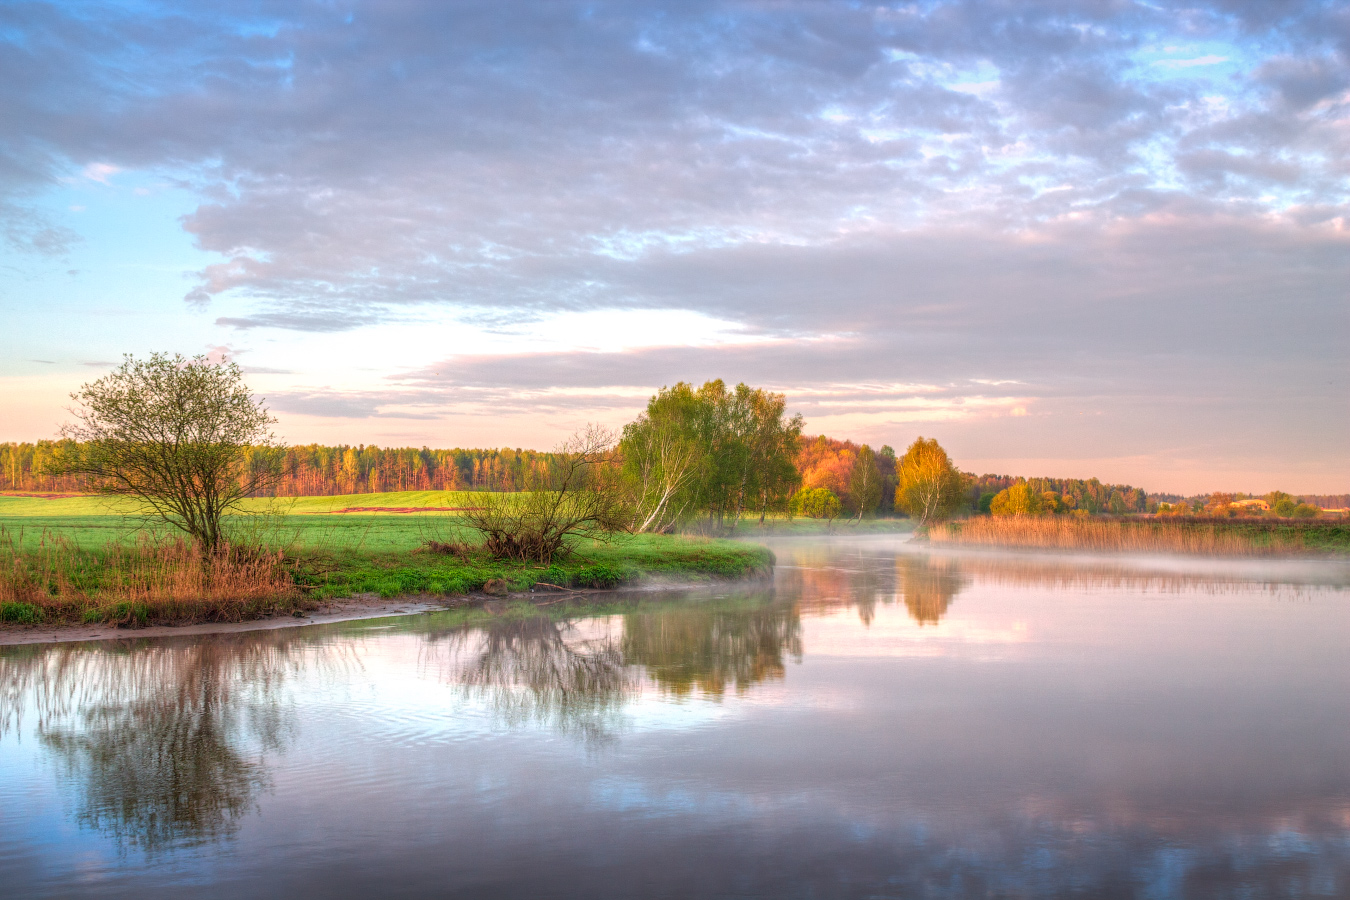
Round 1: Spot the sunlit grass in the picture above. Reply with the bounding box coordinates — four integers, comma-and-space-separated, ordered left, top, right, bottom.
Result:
0, 503, 775, 626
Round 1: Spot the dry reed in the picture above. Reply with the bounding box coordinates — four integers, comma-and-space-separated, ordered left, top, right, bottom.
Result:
0, 529, 301, 625
928, 516, 1309, 557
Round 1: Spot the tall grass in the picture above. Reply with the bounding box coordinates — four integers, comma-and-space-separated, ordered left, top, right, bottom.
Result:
928, 517, 1326, 557
0, 528, 301, 625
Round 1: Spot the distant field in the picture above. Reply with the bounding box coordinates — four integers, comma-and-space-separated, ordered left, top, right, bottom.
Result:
0, 490, 912, 551
0, 490, 486, 518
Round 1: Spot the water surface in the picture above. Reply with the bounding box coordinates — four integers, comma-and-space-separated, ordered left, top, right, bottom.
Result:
3, 537, 1349, 898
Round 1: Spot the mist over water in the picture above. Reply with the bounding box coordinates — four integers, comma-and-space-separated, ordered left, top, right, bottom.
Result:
3, 537, 1349, 898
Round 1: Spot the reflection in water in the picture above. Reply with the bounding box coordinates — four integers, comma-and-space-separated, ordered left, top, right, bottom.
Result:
787, 547, 969, 627
778, 539, 1347, 629
895, 555, 967, 626
3, 540, 1350, 898
0, 635, 322, 852
621, 590, 801, 696
423, 591, 803, 741
425, 616, 639, 745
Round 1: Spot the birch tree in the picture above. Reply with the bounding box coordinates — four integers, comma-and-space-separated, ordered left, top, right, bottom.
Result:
894, 437, 963, 526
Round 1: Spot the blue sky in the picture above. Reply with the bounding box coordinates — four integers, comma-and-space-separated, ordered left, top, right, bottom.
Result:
1, 0, 1347, 493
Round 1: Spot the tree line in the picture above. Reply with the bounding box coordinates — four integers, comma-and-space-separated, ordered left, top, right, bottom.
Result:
20, 352, 1249, 554
3, 441, 569, 495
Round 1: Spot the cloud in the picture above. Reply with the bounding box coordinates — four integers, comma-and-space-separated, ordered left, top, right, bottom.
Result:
1, 1, 1346, 488
80, 162, 119, 184
1153, 56, 1230, 68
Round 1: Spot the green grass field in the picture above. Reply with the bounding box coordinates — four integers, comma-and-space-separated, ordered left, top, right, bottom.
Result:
0, 491, 778, 625
0, 490, 911, 553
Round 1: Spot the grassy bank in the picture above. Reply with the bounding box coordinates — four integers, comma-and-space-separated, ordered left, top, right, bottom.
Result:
928, 516, 1350, 557
0, 493, 775, 627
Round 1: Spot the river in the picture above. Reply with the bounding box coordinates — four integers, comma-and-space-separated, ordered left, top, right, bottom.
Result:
3, 536, 1349, 898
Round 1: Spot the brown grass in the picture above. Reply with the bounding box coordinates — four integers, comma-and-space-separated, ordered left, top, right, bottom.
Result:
0, 532, 302, 626
927, 516, 1312, 557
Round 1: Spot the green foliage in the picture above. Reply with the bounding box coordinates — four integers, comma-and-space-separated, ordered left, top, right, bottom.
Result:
571, 563, 629, 589
107, 601, 150, 626
848, 445, 882, 520
0, 602, 42, 624
464, 427, 629, 563
967, 474, 1148, 515
990, 483, 1043, 516
46, 353, 281, 551
894, 437, 963, 525
620, 380, 802, 532
790, 487, 842, 520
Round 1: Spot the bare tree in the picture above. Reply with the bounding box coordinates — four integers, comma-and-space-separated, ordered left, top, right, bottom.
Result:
463, 425, 629, 563
47, 353, 281, 551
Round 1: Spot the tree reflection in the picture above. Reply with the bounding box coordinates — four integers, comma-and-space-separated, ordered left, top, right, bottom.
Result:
426, 615, 640, 745
781, 547, 967, 627
423, 591, 803, 740
896, 555, 968, 626
621, 591, 801, 697
0, 634, 324, 852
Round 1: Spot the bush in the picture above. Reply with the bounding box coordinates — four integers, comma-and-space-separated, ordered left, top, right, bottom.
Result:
464, 426, 628, 563
108, 601, 149, 627
790, 488, 841, 520
0, 602, 42, 625
572, 564, 628, 589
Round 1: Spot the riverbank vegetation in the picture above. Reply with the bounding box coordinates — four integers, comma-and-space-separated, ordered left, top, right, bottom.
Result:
928, 516, 1350, 557
0, 521, 773, 627
3, 351, 1343, 633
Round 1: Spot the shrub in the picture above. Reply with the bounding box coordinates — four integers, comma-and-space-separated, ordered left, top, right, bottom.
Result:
790, 488, 841, 520
464, 426, 629, 564
0, 602, 42, 625
572, 564, 628, 589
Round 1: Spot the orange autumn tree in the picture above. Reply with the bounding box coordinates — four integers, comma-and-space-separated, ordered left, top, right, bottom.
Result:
794, 435, 888, 518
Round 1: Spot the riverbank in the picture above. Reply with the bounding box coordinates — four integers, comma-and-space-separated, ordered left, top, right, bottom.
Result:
927, 516, 1350, 557
0, 530, 774, 633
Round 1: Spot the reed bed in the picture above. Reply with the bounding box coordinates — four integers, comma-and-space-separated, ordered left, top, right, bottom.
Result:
0, 529, 301, 626
927, 516, 1330, 557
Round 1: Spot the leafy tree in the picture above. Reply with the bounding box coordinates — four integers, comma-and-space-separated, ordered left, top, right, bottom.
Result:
619, 384, 705, 532
47, 353, 280, 551
876, 444, 898, 514
990, 483, 1042, 516
848, 444, 882, 520
894, 437, 963, 525
790, 487, 841, 522
620, 380, 801, 532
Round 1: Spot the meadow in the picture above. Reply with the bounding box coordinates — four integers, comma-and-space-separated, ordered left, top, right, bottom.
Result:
0, 491, 775, 627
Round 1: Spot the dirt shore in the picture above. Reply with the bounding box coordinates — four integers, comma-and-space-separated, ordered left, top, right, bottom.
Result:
0, 595, 471, 647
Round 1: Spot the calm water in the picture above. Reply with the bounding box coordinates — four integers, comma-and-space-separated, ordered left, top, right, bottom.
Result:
3, 537, 1350, 899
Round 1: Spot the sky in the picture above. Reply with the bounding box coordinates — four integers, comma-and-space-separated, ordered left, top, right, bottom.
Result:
0, 0, 1346, 495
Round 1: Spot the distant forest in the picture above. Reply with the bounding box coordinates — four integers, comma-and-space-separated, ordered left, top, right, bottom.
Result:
2, 441, 558, 495
4, 439, 1160, 514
